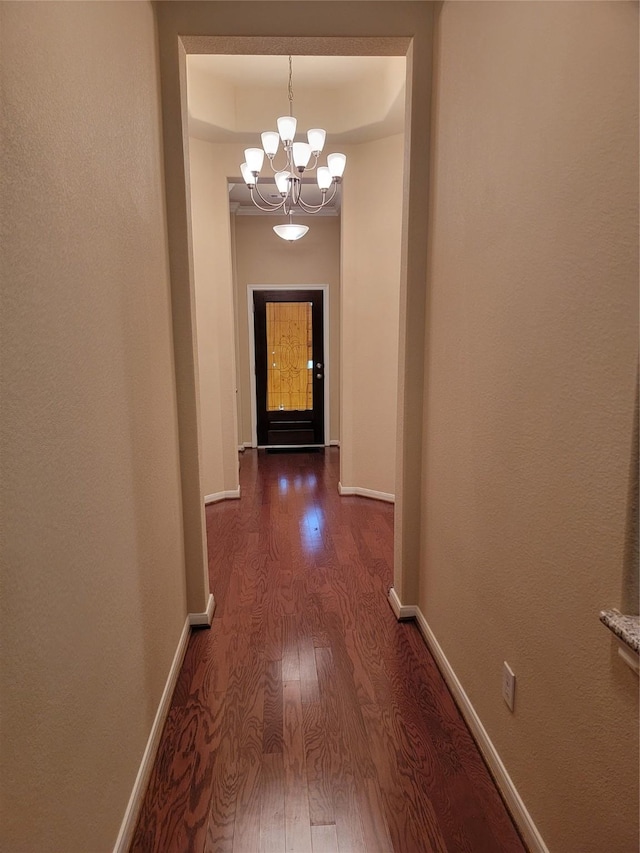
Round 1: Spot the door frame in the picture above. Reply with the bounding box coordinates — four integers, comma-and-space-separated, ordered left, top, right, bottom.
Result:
248, 284, 330, 448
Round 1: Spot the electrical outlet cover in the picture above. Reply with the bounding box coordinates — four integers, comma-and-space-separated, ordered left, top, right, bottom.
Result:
502, 661, 516, 711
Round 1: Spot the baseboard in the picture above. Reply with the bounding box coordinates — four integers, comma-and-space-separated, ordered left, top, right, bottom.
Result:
338, 482, 395, 503
409, 606, 549, 853
189, 593, 215, 627
204, 487, 240, 505
112, 616, 191, 853
387, 587, 418, 620
329, 440, 340, 447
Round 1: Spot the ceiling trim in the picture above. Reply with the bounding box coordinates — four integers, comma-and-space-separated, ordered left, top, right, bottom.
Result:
181, 35, 411, 56
234, 207, 339, 218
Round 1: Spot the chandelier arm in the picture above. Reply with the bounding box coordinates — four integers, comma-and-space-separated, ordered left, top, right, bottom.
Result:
266, 151, 292, 174
295, 197, 329, 213
249, 186, 288, 212
252, 183, 280, 206
295, 183, 339, 213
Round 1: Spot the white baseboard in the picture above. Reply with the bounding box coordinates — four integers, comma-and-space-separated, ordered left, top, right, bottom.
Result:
113, 616, 191, 853
204, 487, 240, 505
329, 439, 340, 447
389, 592, 548, 853
338, 482, 395, 503
388, 587, 418, 620
189, 593, 215, 627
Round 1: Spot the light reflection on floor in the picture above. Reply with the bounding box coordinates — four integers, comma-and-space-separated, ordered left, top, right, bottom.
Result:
301, 505, 324, 553
278, 472, 317, 495
276, 463, 323, 552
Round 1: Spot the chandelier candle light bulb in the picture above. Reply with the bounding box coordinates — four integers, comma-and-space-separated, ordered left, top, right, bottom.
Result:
307, 128, 326, 154
261, 131, 280, 157
244, 147, 265, 175
292, 142, 312, 171
327, 152, 347, 179
277, 115, 297, 146
317, 167, 332, 191
275, 171, 292, 195
239, 55, 346, 241
240, 162, 255, 187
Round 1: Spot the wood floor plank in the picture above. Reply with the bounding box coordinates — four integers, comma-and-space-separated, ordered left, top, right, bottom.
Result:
232, 748, 263, 853
132, 449, 527, 853
281, 613, 300, 681
301, 661, 336, 827
311, 824, 339, 853
260, 752, 285, 853
314, 646, 368, 853
263, 660, 283, 755
283, 680, 313, 853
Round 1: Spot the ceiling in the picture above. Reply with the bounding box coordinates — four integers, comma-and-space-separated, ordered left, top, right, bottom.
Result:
188, 54, 399, 88
187, 54, 405, 217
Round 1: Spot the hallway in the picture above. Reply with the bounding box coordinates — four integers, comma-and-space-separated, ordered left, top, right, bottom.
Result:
132, 449, 525, 852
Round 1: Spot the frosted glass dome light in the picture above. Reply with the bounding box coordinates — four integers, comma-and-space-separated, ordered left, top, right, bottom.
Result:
273, 223, 309, 242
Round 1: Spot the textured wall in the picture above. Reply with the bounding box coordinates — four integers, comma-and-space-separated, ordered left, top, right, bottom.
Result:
421, 2, 639, 850
0, 3, 187, 850
189, 137, 239, 495
233, 215, 341, 445
341, 134, 404, 496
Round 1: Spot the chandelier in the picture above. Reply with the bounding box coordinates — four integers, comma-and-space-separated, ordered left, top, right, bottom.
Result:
240, 56, 347, 242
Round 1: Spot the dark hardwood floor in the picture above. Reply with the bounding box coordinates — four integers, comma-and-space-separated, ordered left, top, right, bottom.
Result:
131, 449, 526, 853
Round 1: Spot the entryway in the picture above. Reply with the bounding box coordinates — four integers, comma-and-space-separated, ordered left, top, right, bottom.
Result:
249, 286, 328, 448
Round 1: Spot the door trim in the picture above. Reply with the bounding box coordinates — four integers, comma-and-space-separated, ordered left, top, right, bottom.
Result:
248, 284, 330, 448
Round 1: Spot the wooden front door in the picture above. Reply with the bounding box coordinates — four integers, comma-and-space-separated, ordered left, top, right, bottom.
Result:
253, 289, 325, 447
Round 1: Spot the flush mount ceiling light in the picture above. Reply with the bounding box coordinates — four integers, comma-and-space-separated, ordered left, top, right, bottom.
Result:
240, 56, 346, 241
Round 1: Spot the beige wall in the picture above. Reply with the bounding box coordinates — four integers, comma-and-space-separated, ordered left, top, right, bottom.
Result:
233, 215, 341, 445
189, 136, 239, 496
341, 134, 404, 497
420, 3, 639, 851
0, 3, 188, 851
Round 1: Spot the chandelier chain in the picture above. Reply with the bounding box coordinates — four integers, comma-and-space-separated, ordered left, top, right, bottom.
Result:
288, 55, 294, 117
